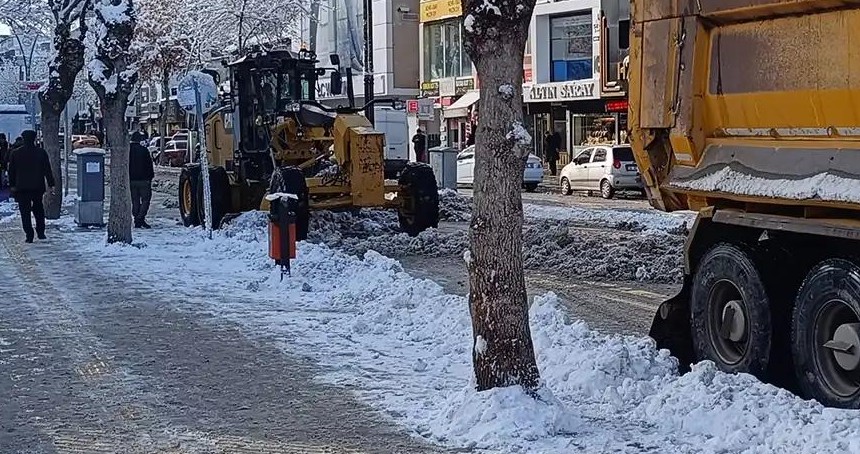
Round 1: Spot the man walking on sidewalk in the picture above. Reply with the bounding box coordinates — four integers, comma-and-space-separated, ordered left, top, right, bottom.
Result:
8, 130, 55, 243
129, 132, 154, 229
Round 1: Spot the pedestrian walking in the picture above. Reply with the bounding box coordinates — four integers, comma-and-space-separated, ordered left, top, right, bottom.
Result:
0, 133, 9, 189
129, 131, 154, 229
412, 128, 427, 163
8, 130, 55, 243
544, 130, 561, 176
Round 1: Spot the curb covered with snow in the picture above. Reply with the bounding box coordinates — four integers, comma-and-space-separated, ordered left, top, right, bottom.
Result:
76, 218, 860, 453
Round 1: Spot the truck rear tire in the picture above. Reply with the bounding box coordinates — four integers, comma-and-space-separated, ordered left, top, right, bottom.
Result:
690, 243, 772, 378
792, 258, 860, 408
269, 166, 310, 241
179, 166, 200, 227
398, 162, 439, 237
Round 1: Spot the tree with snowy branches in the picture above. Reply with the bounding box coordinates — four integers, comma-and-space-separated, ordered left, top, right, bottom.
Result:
88, 0, 136, 244
460, 0, 540, 392
132, 0, 188, 153
39, 0, 92, 219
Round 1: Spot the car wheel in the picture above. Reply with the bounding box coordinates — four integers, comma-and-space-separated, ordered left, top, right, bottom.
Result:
690, 243, 772, 377
792, 258, 860, 408
560, 177, 573, 196
600, 180, 615, 199
524, 183, 538, 192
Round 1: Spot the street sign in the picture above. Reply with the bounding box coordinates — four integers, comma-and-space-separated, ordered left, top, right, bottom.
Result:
18, 81, 44, 92
417, 98, 435, 121
177, 71, 218, 238
406, 99, 419, 114
177, 71, 218, 114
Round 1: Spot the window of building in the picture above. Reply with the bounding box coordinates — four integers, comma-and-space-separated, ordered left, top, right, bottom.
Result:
618, 19, 630, 50
424, 18, 472, 80
550, 13, 593, 82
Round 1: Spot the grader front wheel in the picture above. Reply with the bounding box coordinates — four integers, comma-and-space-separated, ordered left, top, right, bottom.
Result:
397, 162, 439, 237
179, 166, 200, 227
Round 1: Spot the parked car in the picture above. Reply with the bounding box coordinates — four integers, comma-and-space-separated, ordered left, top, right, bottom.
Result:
559, 145, 643, 199
158, 140, 189, 167
456, 145, 543, 191
71, 134, 100, 150
148, 136, 164, 159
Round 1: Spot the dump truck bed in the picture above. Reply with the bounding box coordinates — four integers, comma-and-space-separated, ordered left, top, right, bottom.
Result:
630, 0, 860, 217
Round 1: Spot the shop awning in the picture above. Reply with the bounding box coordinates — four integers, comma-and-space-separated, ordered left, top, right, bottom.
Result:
443, 90, 479, 119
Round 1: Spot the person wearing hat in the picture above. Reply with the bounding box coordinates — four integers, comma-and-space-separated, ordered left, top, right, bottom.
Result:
7, 130, 55, 243
411, 128, 427, 163
129, 131, 154, 228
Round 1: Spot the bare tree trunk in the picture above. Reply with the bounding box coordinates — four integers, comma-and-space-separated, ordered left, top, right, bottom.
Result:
40, 107, 63, 216
39, 4, 90, 218
103, 101, 132, 244
462, 0, 539, 392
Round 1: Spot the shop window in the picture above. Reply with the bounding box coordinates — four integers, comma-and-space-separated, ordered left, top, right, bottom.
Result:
619, 19, 630, 50
550, 13, 593, 82
424, 18, 473, 80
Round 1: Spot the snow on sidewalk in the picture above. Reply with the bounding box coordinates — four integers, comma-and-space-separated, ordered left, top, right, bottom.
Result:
74, 215, 860, 454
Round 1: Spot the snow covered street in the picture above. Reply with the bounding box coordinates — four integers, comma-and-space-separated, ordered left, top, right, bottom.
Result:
2, 195, 860, 452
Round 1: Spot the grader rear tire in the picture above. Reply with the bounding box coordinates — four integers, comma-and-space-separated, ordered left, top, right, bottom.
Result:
269, 166, 310, 241
196, 167, 230, 230
397, 162, 439, 237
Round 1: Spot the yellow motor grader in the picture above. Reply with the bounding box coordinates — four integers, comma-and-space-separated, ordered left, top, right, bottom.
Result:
177, 48, 439, 239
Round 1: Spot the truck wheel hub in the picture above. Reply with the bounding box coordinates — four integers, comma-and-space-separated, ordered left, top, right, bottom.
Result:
721, 300, 746, 343
826, 323, 860, 372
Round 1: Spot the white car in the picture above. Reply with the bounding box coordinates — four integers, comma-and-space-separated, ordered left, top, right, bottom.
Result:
559, 145, 643, 199
456, 145, 543, 192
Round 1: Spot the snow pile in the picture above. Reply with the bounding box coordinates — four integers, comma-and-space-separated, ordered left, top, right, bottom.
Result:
524, 204, 693, 234
438, 189, 472, 222
299, 199, 687, 283
507, 121, 532, 145
672, 166, 860, 205
0, 200, 18, 224
77, 226, 860, 453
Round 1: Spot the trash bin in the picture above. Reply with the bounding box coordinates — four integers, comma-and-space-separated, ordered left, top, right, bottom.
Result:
74, 147, 106, 227
429, 146, 458, 190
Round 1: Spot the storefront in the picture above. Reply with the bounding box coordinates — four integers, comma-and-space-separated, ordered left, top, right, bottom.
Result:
418, 0, 476, 150
526, 0, 630, 161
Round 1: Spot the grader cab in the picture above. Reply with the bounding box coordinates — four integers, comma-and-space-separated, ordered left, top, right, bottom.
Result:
177, 48, 439, 239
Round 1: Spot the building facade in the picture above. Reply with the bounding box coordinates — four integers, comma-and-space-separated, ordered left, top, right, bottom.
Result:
526, 0, 629, 160
299, 0, 421, 108
417, 0, 476, 150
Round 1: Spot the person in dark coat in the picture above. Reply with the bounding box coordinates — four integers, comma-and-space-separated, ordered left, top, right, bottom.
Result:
544, 130, 561, 176
412, 128, 427, 163
129, 131, 154, 229
0, 133, 8, 188
8, 130, 55, 243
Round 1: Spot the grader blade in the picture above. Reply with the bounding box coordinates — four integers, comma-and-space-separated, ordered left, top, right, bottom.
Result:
649, 277, 695, 373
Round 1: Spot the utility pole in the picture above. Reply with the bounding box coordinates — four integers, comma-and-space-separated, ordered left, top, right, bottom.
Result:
363, 0, 374, 125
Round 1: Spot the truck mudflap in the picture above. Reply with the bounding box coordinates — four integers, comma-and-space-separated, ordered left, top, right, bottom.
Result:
649, 276, 695, 373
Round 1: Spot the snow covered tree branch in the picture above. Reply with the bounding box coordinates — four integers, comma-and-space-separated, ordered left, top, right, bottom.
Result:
39, 0, 91, 219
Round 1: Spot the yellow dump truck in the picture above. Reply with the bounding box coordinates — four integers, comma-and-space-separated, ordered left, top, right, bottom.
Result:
630, 0, 860, 408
